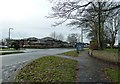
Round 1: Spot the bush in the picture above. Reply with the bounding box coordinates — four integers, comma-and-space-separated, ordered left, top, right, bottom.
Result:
12, 42, 20, 50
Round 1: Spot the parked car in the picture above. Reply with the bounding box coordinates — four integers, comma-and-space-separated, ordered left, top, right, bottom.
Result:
0, 45, 8, 48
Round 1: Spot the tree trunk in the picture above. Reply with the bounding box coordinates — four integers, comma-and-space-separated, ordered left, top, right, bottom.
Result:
101, 14, 105, 49
98, 2, 102, 50
111, 35, 115, 49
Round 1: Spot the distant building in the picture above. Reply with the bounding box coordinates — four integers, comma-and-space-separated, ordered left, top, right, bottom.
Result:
83, 43, 90, 48
6, 37, 70, 48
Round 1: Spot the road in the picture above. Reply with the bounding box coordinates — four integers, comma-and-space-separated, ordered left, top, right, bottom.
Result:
1, 48, 74, 82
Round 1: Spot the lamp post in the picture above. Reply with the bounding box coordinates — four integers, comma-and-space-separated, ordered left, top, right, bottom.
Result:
8, 28, 13, 47
9, 28, 13, 40
81, 27, 83, 43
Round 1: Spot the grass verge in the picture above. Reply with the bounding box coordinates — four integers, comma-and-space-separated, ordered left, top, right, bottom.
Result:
0, 48, 25, 51
15, 56, 77, 82
60, 50, 79, 57
0, 48, 15, 51
92, 49, 119, 63
1, 51, 24, 55
104, 68, 119, 83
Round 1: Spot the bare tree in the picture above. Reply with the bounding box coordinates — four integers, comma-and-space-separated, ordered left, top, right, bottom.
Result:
67, 33, 78, 45
67, 2, 120, 48
105, 13, 120, 48
57, 33, 64, 41
50, 31, 58, 39
50, 32, 64, 40
48, 0, 120, 49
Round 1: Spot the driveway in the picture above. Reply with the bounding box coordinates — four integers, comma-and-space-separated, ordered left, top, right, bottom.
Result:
1, 48, 74, 82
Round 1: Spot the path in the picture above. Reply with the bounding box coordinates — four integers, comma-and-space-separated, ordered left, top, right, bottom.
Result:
57, 50, 118, 83
76, 50, 117, 82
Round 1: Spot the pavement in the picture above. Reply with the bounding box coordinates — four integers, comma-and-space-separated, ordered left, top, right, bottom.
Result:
76, 50, 118, 82
56, 51, 118, 83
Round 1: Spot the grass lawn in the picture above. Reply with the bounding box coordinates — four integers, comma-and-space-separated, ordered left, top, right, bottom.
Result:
0, 48, 25, 51
104, 68, 119, 83
104, 48, 118, 53
92, 49, 119, 63
15, 56, 77, 82
1, 51, 24, 55
60, 50, 79, 57
0, 48, 15, 51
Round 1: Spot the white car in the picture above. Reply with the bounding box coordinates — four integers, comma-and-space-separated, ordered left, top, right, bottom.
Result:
0, 45, 8, 48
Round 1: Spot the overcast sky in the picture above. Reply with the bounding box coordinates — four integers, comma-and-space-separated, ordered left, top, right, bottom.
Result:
0, 0, 119, 43
0, 0, 89, 42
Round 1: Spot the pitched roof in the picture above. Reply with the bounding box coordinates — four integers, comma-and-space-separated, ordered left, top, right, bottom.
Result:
40, 37, 56, 41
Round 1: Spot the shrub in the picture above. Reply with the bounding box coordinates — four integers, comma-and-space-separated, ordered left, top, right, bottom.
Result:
12, 42, 20, 50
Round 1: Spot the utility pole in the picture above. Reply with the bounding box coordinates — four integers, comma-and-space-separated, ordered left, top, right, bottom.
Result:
81, 27, 83, 43
8, 28, 13, 47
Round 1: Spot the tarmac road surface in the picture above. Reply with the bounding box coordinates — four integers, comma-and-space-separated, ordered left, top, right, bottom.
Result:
1, 48, 74, 82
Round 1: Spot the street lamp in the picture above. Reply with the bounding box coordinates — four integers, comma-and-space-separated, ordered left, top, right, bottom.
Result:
8, 28, 13, 47
9, 28, 13, 40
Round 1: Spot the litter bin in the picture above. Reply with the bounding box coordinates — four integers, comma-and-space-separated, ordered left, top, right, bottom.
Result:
75, 42, 84, 53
